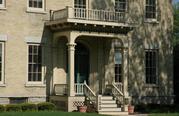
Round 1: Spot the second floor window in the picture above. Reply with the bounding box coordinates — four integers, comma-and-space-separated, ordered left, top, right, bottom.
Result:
145, 0, 157, 19
115, 0, 127, 12
28, 0, 44, 11
28, 45, 42, 82
74, 0, 86, 8
0, 0, 5, 8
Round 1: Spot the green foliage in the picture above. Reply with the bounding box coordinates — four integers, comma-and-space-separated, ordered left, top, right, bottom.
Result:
37, 102, 56, 111
21, 103, 37, 111
173, 2, 179, 46
5, 104, 21, 112
135, 104, 179, 113
0, 105, 5, 112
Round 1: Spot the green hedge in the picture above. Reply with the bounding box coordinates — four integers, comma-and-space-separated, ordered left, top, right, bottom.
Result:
0, 102, 56, 112
21, 103, 37, 111
6, 104, 21, 112
0, 105, 5, 112
37, 102, 56, 111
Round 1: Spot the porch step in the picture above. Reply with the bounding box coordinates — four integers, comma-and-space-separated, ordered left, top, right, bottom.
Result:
99, 111, 128, 116
101, 96, 113, 100
101, 104, 117, 108
98, 96, 127, 116
101, 100, 116, 104
99, 108, 121, 112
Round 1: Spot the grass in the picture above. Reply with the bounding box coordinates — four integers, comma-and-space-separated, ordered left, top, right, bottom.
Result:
0, 111, 104, 116
149, 113, 179, 116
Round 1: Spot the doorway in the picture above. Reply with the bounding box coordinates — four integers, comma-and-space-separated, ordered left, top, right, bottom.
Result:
75, 43, 89, 84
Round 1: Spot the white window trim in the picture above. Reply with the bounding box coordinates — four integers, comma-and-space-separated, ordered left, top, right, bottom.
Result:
144, 0, 158, 22
0, 42, 5, 85
0, 0, 5, 9
26, 43, 45, 86
27, 0, 46, 13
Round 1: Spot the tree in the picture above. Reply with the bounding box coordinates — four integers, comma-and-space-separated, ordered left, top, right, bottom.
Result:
173, 2, 179, 46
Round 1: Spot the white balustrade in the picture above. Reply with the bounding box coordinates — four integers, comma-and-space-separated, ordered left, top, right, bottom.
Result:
52, 7, 126, 22
75, 83, 84, 95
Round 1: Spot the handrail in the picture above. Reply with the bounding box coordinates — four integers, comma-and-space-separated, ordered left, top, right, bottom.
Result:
112, 82, 124, 96
84, 81, 96, 97
106, 82, 124, 106
83, 81, 96, 110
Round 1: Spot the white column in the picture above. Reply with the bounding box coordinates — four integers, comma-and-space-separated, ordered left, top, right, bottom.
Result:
67, 43, 76, 96
123, 48, 129, 97
123, 48, 129, 112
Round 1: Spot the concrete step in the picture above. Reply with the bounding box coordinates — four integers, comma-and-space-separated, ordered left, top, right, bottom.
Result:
101, 96, 113, 100
99, 108, 121, 112
101, 104, 117, 108
99, 111, 128, 116
101, 100, 116, 104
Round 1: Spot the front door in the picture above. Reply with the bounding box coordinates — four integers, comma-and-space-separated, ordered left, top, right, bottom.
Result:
75, 43, 89, 84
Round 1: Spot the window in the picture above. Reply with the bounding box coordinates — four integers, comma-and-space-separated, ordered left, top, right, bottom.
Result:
145, 49, 158, 84
9, 98, 27, 104
0, 43, 4, 84
145, 0, 157, 19
74, 0, 86, 18
114, 48, 122, 83
0, 0, 5, 8
115, 0, 127, 12
74, 0, 86, 8
28, 45, 42, 83
27, 0, 45, 12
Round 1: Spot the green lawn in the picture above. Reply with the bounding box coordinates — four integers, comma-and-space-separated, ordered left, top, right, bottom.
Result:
149, 113, 179, 116
0, 111, 104, 116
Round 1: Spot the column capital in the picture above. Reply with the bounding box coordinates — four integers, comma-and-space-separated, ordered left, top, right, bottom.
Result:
66, 43, 76, 47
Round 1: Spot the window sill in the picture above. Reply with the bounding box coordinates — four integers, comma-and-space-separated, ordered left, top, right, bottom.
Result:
144, 84, 159, 88
26, 9, 47, 14
0, 84, 6, 87
144, 19, 159, 24
0, 7, 6, 10
25, 83, 46, 87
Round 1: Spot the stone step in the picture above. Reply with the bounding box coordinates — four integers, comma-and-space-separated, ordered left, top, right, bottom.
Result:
99, 111, 128, 116
101, 104, 117, 108
101, 96, 113, 100
101, 100, 116, 104
99, 108, 121, 112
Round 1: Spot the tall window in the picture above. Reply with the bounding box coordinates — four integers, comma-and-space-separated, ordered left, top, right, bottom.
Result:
145, 49, 158, 84
145, 0, 157, 19
74, 0, 86, 18
115, 0, 127, 12
28, 45, 42, 82
0, 0, 5, 8
115, 48, 122, 83
28, 0, 44, 11
74, 0, 86, 8
0, 43, 4, 84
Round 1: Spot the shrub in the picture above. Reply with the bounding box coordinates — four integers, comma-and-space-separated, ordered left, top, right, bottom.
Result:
37, 102, 56, 111
0, 105, 5, 112
21, 103, 37, 111
6, 104, 21, 112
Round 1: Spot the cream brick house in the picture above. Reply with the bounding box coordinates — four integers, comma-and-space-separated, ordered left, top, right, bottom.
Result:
0, 0, 174, 115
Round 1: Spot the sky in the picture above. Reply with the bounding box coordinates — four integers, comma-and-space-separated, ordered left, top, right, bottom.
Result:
174, 0, 179, 3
